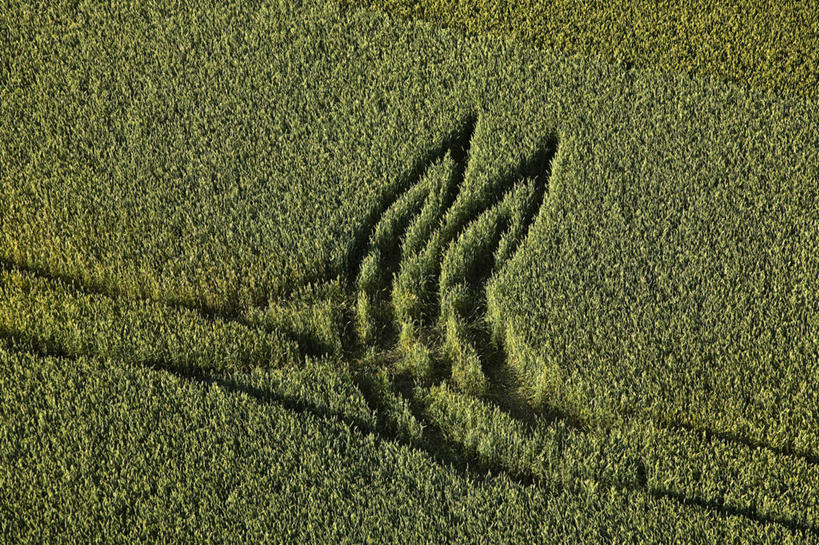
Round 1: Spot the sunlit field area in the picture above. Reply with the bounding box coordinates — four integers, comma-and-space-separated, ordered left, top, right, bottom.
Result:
2, 1, 817, 542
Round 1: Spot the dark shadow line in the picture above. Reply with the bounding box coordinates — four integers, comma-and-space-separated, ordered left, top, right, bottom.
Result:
498, 136, 558, 263
2, 128, 816, 533
451, 134, 557, 296
0, 256, 242, 321
660, 419, 819, 468
0, 326, 372, 433
420, 132, 559, 329
0, 327, 508, 487
439, 131, 559, 247
649, 485, 815, 537
1, 329, 816, 536
199, 355, 819, 537
0, 255, 239, 320
149, 360, 377, 432
345, 115, 477, 345
477, 137, 558, 427
0, 256, 110, 300
436, 134, 560, 430
0, 256, 327, 357
0, 327, 73, 359
343, 115, 478, 289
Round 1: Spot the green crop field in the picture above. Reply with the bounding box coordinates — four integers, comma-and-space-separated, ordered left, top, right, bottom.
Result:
345, 0, 819, 101
1, 0, 817, 542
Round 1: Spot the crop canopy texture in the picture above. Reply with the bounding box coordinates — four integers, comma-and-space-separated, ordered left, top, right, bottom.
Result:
1, 0, 818, 542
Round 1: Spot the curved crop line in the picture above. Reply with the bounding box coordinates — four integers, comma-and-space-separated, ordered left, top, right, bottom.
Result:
2, 127, 818, 533
4, 328, 816, 536
355, 116, 558, 406
439, 179, 542, 395
356, 153, 461, 343
354, 118, 476, 345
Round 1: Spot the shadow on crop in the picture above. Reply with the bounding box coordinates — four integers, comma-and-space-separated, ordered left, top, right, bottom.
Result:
346, 113, 564, 431
2, 326, 818, 537
2, 110, 819, 535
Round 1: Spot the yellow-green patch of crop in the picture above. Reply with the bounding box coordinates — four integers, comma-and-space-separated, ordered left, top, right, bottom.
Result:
343, 0, 819, 101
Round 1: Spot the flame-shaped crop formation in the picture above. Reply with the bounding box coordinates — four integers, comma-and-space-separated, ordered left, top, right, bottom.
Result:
355, 117, 558, 405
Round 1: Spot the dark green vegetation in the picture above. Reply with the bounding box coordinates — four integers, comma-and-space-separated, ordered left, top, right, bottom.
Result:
345, 0, 819, 101
2, 0, 818, 542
